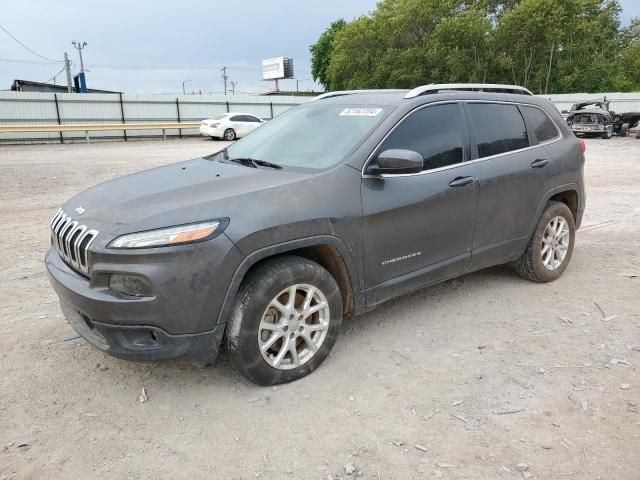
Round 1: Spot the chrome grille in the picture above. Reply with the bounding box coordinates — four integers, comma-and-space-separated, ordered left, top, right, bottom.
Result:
50, 209, 98, 275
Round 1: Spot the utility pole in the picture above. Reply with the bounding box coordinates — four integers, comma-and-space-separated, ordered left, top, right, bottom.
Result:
71, 40, 88, 93
182, 79, 191, 95
221, 66, 228, 96
63, 52, 73, 93
231, 81, 237, 95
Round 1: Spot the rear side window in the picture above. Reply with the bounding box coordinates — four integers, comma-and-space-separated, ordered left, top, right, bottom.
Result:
379, 103, 463, 171
467, 103, 529, 158
230, 115, 243, 121
521, 106, 559, 143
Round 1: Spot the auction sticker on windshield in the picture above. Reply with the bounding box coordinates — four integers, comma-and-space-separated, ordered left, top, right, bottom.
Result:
339, 108, 383, 117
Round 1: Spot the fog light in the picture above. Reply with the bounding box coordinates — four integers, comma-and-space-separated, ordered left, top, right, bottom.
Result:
109, 274, 154, 297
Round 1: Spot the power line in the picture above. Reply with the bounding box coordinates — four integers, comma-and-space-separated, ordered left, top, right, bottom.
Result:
43, 65, 67, 84
0, 23, 61, 63
0, 57, 60, 65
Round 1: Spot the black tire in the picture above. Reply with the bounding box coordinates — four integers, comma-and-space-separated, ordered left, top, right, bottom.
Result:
620, 124, 630, 137
515, 201, 575, 283
223, 128, 236, 141
601, 128, 612, 139
226, 256, 343, 385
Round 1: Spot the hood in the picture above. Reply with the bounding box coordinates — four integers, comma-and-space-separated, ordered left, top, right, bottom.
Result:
63, 157, 308, 235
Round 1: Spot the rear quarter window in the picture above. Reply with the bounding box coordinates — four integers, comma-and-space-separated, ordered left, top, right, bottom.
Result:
521, 106, 559, 143
467, 103, 529, 158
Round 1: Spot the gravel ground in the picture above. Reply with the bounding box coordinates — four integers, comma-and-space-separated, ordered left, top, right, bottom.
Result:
1, 137, 639, 480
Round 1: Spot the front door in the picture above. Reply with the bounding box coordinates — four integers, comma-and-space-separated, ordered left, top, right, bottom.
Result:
361, 102, 479, 306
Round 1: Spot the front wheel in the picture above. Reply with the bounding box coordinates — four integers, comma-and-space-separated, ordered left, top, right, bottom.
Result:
226, 256, 343, 385
515, 201, 575, 283
620, 123, 630, 137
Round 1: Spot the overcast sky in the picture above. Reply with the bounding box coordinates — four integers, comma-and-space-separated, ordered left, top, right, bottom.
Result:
1, 0, 638, 94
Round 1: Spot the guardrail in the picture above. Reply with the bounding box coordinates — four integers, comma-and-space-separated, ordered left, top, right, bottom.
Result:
0, 122, 200, 143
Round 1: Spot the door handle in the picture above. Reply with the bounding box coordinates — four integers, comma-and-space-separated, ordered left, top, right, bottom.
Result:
531, 158, 549, 168
448, 176, 474, 187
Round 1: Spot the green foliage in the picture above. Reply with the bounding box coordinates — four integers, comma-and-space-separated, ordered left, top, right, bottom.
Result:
310, 19, 347, 90
618, 18, 640, 89
316, 0, 639, 93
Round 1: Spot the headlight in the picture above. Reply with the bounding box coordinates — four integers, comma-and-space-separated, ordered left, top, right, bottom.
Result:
108, 219, 228, 249
211, 123, 220, 128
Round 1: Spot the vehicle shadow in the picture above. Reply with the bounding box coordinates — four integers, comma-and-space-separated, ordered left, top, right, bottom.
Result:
113, 264, 528, 390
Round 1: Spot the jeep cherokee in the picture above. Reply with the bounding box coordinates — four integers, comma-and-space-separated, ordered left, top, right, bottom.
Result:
46, 83, 586, 385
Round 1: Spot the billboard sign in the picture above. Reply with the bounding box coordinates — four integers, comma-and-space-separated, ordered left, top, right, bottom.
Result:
262, 57, 294, 80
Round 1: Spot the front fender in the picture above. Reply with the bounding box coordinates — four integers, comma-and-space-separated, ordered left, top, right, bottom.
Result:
215, 235, 364, 325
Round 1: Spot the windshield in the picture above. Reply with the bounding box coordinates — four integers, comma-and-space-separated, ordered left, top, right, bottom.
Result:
210, 114, 227, 120
223, 103, 390, 170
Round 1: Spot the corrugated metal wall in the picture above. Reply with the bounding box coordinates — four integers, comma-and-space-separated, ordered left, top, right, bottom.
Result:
2, 91, 639, 144
0, 92, 309, 144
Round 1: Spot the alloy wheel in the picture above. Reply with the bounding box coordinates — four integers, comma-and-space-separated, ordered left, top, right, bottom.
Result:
258, 284, 330, 370
541, 216, 570, 270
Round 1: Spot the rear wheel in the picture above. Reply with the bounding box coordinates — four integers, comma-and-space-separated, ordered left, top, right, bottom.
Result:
223, 128, 236, 141
226, 256, 343, 385
601, 128, 612, 139
515, 201, 575, 283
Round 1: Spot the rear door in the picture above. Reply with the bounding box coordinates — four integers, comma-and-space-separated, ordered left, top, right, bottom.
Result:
361, 102, 479, 304
229, 115, 249, 136
465, 102, 559, 269
244, 115, 263, 134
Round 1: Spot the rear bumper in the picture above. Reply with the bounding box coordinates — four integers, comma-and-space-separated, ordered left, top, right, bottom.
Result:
62, 299, 225, 365
199, 126, 225, 137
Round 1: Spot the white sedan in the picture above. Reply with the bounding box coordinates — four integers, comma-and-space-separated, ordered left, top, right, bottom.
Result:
199, 113, 265, 141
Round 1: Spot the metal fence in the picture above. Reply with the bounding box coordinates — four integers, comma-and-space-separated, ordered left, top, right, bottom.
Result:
0, 92, 309, 144
2, 90, 639, 144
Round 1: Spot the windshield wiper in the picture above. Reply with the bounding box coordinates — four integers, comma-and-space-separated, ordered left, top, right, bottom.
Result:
229, 157, 282, 170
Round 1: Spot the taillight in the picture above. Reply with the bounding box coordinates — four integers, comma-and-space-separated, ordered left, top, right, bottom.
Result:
579, 138, 586, 153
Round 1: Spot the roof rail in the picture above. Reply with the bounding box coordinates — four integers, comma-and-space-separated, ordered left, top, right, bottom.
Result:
311, 89, 408, 101
404, 83, 534, 99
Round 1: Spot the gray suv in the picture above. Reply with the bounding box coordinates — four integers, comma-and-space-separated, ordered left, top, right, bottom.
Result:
46, 84, 586, 385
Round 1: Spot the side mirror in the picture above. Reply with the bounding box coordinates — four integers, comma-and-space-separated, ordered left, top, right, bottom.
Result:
367, 149, 423, 175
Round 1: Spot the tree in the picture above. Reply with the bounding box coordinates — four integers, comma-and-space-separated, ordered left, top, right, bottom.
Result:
314, 0, 636, 94
427, 8, 494, 84
617, 18, 640, 89
310, 19, 346, 90
493, 0, 571, 93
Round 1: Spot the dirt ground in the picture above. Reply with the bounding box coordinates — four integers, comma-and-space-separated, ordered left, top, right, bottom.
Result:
1, 136, 639, 480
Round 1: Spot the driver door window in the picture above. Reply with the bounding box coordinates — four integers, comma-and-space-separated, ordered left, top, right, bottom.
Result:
378, 103, 464, 172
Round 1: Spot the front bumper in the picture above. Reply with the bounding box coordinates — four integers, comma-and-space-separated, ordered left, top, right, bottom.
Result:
61, 299, 225, 365
572, 125, 605, 133
45, 232, 243, 365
